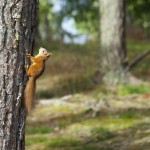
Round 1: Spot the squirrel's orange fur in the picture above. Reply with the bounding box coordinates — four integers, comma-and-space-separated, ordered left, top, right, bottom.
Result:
24, 47, 52, 113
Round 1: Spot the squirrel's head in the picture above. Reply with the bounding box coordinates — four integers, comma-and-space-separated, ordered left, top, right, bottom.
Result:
39, 47, 52, 60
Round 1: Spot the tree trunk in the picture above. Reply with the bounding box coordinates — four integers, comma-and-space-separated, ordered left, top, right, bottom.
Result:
0, 0, 38, 149
97, 0, 127, 85
44, 14, 52, 42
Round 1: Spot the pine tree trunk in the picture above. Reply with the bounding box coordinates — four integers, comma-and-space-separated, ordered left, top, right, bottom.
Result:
0, 0, 38, 149
44, 14, 52, 42
98, 0, 127, 85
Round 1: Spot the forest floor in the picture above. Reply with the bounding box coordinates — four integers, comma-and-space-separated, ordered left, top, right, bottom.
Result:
26, 91, 150, 150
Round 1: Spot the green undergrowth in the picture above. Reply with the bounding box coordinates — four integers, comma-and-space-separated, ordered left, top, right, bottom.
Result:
47, 137, 81, 148
26, 125, 53, 135
26, 136, 48, 145
127, 38, 150, 57
127, 39, 150, 80
116, 84, 150, 96
92, 83, 150, 99
26, 135, 113, 150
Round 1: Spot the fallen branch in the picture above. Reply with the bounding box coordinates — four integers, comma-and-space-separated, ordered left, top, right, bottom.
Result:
125, 49, 150, 72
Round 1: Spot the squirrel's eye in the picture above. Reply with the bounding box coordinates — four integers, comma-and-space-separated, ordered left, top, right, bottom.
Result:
43, 51, 44, 52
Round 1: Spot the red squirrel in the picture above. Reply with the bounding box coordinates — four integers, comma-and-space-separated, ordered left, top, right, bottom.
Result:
24, 47, 52, 113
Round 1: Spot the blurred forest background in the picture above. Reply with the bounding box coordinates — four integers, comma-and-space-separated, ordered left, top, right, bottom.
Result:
26, 0, 150, 150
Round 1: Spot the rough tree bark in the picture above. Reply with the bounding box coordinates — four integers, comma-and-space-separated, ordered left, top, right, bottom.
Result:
97, 0, 127, 85
0, 0, 38, 149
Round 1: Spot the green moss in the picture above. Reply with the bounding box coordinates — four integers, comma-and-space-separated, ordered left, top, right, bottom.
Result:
117, 84, 150, 95
73, 146, 113, 150
26, 136, 48, 145
86, 117, 137, 130
103, 117, 138, 130
92, 83, 150, 98
26, 125, 53, 134
46, 137, 81, 148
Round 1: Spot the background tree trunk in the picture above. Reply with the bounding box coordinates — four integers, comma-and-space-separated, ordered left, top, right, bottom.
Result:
44, 14, 52, 42
0, 0, 38, 149
97, 0, 127, 85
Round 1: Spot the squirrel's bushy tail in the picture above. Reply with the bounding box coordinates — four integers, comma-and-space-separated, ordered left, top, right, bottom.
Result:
24, 77, 36, 113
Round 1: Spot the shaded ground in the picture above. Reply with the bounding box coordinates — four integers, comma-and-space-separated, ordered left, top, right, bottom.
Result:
26, 93, 150, 150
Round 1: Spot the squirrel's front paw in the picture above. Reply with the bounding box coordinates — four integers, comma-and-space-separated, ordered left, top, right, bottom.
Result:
25, 65, 29, 70
26, 53, 31, 58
